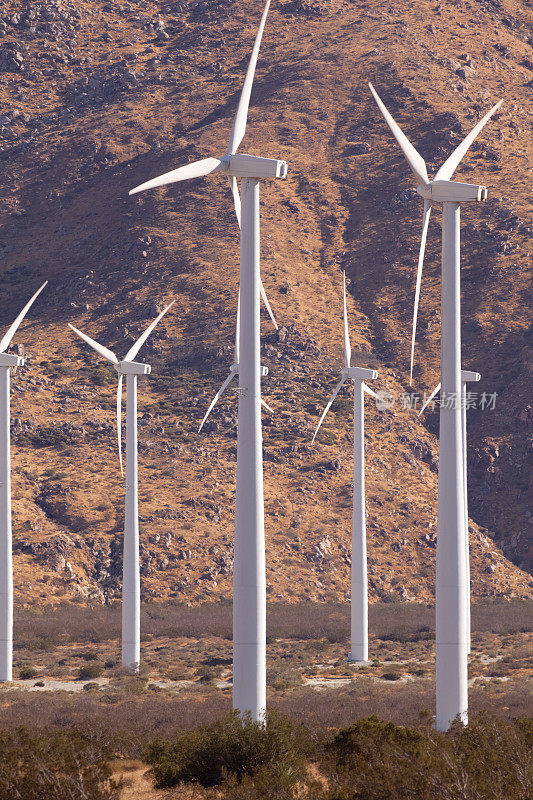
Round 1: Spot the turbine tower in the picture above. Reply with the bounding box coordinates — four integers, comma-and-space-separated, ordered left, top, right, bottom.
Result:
311, 274, 378, 663
129, 0, 286, 721
369, 82, 501, 730
0, 282, 47, 681
419, 369, 481, 655
69, 302, 174, 671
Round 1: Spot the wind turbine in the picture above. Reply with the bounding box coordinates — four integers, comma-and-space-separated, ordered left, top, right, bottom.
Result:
419, 369, 481, 656
198, 297, 273, 433
0, 281, 47, 681
369, 82, 501, 730
312, 273, 378, 663
69, 301, 174, 671
129, 0, 286, 721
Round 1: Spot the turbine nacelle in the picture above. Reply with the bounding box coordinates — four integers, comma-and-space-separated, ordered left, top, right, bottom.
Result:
226, 154, 287, 180
228, 363, 269, 376
115, 360, 151, 376
417, 181, 487, 203
342, 366, 379, 381
0, 353, 24, 369
461, 370, 481, 383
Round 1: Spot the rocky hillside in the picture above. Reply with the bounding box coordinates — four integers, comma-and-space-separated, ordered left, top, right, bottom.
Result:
0, 0, 531, 608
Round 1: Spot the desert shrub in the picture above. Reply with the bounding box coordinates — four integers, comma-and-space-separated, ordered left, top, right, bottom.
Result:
321, 714, 533, 800
78, 664, 103, 681
381, 672, 401, 681
0, 727, 118, 800
378, 624, 433, 643
79, 650, 99, 661
267, 663, 303, 690
145, 710, 313, 789
19, 666, 38, 680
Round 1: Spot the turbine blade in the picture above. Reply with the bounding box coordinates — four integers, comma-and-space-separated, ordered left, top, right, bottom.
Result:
261, 398, 274, 413
129, 158, 225, 196
198, 367, 238, 432
124, 301, 175, 362
230, 179, 277, 330
260, 279, 278, 330
434, 100, 503, 181
311, 375, 347, 444
368, 83, 430, 187
409, 199, 432, 386
226, 0, 271, 155
0, 281, 48, 353
117, 374, 124, 477
229, 175, 241, 228
362, 382, 379, 400
342, 271, 352, 369
418, 383, 441, 417
68, 324, 119, 364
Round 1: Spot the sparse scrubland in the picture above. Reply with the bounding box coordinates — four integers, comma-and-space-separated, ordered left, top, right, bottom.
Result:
0, 600, 531, 797
1, 712, 530, 799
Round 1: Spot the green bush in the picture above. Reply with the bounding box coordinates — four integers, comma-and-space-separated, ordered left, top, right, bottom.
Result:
145, 710, 312, 789
0, 727, 118, 800
19, 666, 38, 680
321, 714, 533, 800
78, 664, 103, 681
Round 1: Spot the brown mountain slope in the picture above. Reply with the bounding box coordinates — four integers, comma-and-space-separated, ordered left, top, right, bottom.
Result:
0, 0, 531, 608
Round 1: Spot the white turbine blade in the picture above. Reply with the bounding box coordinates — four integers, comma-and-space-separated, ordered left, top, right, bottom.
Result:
68, 324, 119, 365
434, 100, 503, 182
311, 375, 347, 444
368, 83, 430, 187
229, 177, 277, 329
362, 383, 379, 400
117, 374, 124, 477
418, 383, 441, 417
129, 158, 225, 196
260, 280, 278, 330
229, 175, 242, 228
124, 301, 175, 362
342, 271, 352, 369
0, 281, 48, 353
198, 367, 238, 432
226, 0, 271, 155
409, 199, 432, 386
261, 398, 274, 413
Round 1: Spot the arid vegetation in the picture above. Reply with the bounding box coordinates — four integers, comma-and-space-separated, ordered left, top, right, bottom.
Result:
1, 711, 529, 800
2, 600, 530, 797
0, 727, 118, 800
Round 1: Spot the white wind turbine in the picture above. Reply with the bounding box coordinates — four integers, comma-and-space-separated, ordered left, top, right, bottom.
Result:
0, 281, 47, 682
69, 301, 174, 671
198, 297, 273, 433
129, 0, 286, 721
419, 369, 481, 656
312, 273, 378, 662
369, 82, 501, 730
